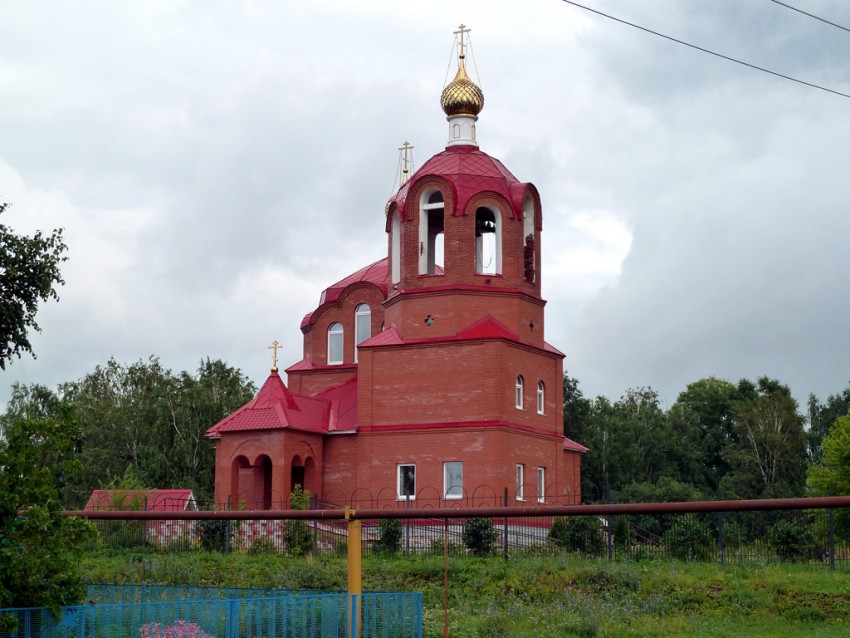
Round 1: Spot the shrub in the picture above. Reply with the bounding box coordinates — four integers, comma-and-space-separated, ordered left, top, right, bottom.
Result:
248, 537, 277, 555
549, 516, 604, 555
283, 485, 313, 556
373, 519, 403, 555
663, 517, 713, 561
462, 517, 497, 556
612, 516, 631, 551
194, 520, 233, 552
768, 518, 815, 561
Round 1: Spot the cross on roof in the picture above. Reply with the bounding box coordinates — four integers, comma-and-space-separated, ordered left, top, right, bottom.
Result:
267, 339, 282, 371
399, 141, 414, 185
454, 24, 471, 59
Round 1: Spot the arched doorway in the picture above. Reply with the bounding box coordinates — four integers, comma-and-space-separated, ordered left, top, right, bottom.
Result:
291, 455, 305, 496
230, 456, 250, 509
257, 455, 272, 510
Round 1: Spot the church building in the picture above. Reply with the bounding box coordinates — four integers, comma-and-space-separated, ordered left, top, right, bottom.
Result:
206, 27, 587, 510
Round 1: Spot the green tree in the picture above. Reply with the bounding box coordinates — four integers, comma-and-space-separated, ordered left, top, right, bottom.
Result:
722, 377, 807, 500
59, 356, 255, 505
808, 410, 850, 496
563, 372, 591, 441
670, 377, 739, 494
0, 202, 67, 369
0, 403, 94, 613
581, 387, 679, 500
807, 384, 850, 465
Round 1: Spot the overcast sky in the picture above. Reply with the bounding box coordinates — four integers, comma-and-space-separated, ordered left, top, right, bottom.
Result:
2, 0, 849, 411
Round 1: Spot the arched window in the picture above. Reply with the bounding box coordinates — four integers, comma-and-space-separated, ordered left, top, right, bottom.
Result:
390, 211, 401, 285
354, 304, 371, 363
419, 190, 444, 275
327, 322, 343, 365
474, 206, 501, 275
537, 381, 545, 415
523, 197, 535, 283
515, 375, 524, 410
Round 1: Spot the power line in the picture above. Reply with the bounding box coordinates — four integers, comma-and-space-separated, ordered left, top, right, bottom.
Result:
769, 0, 850, 34
560, 0, 850, 100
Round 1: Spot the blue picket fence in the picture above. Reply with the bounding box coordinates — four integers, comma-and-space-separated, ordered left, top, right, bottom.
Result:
0, 588, 422, 638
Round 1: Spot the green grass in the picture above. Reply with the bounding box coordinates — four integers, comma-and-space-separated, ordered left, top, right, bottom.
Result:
79, 550, 850, 637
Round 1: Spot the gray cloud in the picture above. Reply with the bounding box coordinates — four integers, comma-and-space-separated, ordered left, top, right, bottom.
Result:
2, 0, 849, 410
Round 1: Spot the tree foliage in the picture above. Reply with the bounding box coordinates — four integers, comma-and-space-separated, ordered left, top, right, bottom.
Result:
569, 374, 809, 505
808, 410, 850, 496
0, 202, 67, 369
6, 357, 256, 507
0, 404, 95, 613
807, 383, 850, 465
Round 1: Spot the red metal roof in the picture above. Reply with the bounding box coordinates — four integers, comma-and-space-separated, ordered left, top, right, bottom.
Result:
85, 489, 197, 511
563, 437, 589, 453
205, 371, 331, 437
390, 145, 532, 222
313, 376, 359, 431
301, 259, 388, 329
359, 316, 563, 358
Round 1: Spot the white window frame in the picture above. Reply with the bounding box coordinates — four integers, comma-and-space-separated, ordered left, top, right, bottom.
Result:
443, 461, 463, 500
327, 322, 344, 365
516, 464, 524, 501
537, 381, 545, 415
537, 467, 545, 503
515, 376, 524, 410
354, 304, 371, 363
397, 464, 416, 501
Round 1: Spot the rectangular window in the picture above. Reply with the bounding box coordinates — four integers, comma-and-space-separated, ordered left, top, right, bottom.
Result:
516, 464, 524, 501
397, 464, 416, 500
443, 462, 463, 499
537, 467, 545, 503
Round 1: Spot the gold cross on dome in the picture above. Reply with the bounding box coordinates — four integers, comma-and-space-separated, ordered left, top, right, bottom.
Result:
399, 141, 413, 185
454, 24, 471, 58
267, 339, 282, 371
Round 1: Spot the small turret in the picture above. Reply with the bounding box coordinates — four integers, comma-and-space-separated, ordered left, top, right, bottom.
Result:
440, 24, 484, 147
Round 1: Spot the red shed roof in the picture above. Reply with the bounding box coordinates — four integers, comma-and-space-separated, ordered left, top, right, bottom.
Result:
85, 489, 197, 511
563, 437, 589, 453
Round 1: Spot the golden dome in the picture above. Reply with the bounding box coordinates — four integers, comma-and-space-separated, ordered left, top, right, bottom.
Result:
440, 57, 484, 118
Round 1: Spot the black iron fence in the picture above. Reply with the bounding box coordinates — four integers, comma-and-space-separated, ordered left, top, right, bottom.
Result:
69, 496, 850, 569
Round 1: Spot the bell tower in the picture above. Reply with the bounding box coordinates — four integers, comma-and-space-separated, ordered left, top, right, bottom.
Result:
383, 26, 544, 345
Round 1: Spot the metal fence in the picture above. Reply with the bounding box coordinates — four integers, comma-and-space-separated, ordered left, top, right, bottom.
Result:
0, 588, 422, 638
76, 498, 850, 569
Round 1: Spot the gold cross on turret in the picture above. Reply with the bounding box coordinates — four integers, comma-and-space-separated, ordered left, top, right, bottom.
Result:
267, 339, 282, 372
454, 24, 471, 59
399, 141, 413, 185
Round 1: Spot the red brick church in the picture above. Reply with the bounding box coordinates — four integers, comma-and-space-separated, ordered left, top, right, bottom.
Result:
206, 28, 587, 510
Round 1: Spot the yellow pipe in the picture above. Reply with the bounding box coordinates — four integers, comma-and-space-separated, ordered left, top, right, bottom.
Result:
346, 510, 362, 636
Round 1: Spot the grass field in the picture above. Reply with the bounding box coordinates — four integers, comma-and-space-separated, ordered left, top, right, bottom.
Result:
80, 551, 850, 637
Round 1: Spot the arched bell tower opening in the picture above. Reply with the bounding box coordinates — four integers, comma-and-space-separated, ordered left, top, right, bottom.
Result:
523, 196, 535, 283
474, 206, 501, 275
419, 190, 445, 275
